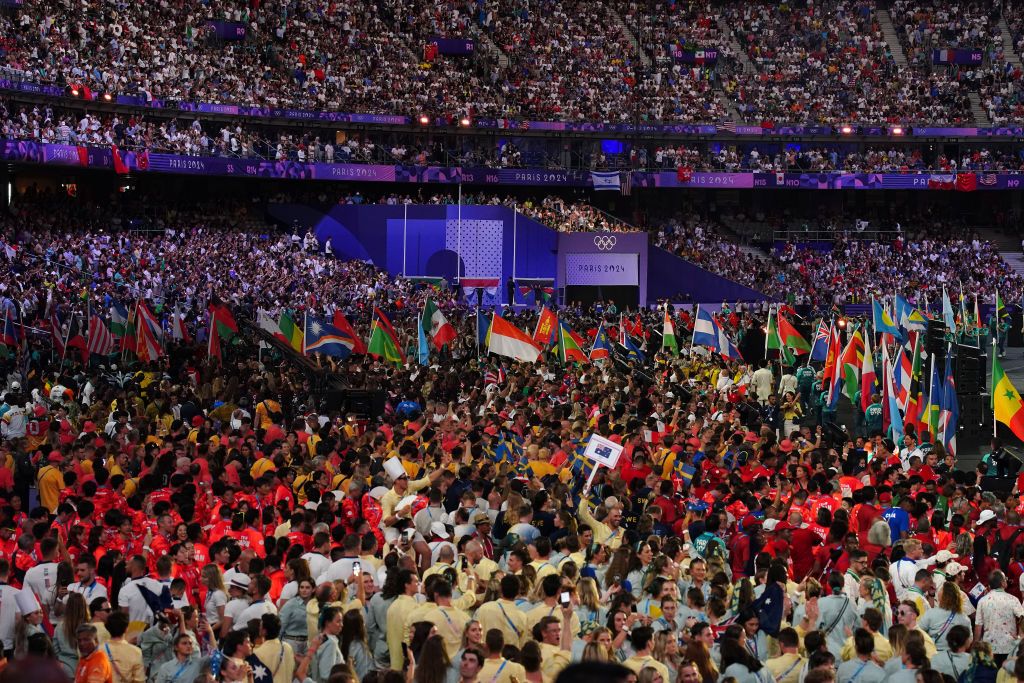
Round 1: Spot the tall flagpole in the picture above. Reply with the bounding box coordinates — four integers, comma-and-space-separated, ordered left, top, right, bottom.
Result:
993, 336, 999, 439
690, 304, 699, 356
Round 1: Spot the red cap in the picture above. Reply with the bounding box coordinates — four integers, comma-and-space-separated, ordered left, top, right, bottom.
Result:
191, 415, 204, 427
48, 451, 64, 463
32, 405, 46, 418
742, 515, 761, 530
483, 426, 498, 436
774, 521, 793, 532
779, 439, 796, 453
82, 421, 96, 433
879, 492, 893, 504
686, 437, 701, 449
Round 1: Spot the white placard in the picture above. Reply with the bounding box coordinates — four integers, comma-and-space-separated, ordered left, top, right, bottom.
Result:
583, 433, 624, 469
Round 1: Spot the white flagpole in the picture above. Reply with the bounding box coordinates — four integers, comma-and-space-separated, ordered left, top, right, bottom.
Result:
690, 304, 699, 355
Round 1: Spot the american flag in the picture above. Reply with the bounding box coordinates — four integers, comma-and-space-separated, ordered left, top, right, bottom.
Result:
87, 313, 116, 357
717, 121, 737, 133
621, 171, 632, 196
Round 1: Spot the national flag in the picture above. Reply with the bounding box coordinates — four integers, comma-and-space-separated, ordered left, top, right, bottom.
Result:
51, 311, 88, 363
882, 342, 904, 442
860, 330, 876, 412
839, 329, 865, 402
557, 321, 588, 364
590, 171, 621, 191
422, 297, 457, 349
927, 174, 955, 190
136, 300, 162, 340
894, 343, 912, 411
206, 302, 238, 361
87, 313, 116, 357
992, 344, 1024, 441
257, 309, 280, 337
939, 351, 958, 456
955, 173, 977, 192
532, 307, 558, 347
304, 315, 354, 359
662, 310, 679, 356
619, 333, 648, 363
824, 327, 843, 408
765, 305, 781, 352
872, 299, 903, 340
170, 305, 190, 343
331, 312, 367, 354
109, 300, 130, 337
278, 312, 304, 353
777, 311, 811, 353
111, 144, 129, 175
0, 241, 16, 260
809, 319, 830, 361
0, 305, 20, 348
590, 322, 612, 361
974, 294, 983, 330
692, 307, 742, 360
942, 287, 957, 333
895, 294, 927, 332
488, 313, 541, 363
367, 307, 406, 365
417, 312, 430, 366
476, 309, 491, 351
925, 359, 943, 440
997, 290, 1006, 318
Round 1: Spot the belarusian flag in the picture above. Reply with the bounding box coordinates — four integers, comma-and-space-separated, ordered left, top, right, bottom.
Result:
992, 345, 1024, 439
557, 321, 588, 364
422, 297, 456, 349
777, 311, 811, 353
207, 302, 238, 360
368, 307, 405, 365
662, 310, 678, 356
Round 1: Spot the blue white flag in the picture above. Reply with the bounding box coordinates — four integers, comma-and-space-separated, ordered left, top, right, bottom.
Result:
590, 171, 621, 191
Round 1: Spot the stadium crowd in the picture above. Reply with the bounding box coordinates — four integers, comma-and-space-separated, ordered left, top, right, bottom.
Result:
4, 0, 1024, 126
1, 188, 1024, 683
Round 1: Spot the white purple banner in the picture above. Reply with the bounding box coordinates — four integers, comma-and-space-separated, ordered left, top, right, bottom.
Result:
564, 252, 639, 286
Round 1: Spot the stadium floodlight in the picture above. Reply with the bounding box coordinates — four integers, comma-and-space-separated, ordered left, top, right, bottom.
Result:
419, 115, 430, 125
891, 126, 904, 136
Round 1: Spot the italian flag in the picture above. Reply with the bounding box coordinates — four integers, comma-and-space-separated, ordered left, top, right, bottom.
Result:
368, 307, 405, 365
422, 297, 456, 349
662, 310, 678, 356
992, 346, 1024, 440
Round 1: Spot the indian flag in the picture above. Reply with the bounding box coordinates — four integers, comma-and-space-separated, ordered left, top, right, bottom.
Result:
662, 310, 678, 356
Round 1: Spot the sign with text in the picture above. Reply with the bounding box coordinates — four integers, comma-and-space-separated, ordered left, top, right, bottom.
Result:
932, 48, 983, 65
565, 252, 639, 286
430, 38, 475, 56
670, 47, 719, 64
583, 434, 623, 469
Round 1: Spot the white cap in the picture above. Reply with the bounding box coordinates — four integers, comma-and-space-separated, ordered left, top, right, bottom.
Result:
945, 561, 967, 576
977, 510, 997, 525
429, 521, 450, 539
762, 519, 780, 532
368, 486, 389, 500
383, 456, 407, 481
934, 549, 958, 564
229, 575, 251, 591
15, 590, 39, 615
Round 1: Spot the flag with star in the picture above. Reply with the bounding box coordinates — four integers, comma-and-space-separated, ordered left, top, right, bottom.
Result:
992, 342, 1024, 441
303, 315, 354, 359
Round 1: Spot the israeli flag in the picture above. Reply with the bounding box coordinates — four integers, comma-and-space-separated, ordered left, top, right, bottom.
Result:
590, 171, 621, 191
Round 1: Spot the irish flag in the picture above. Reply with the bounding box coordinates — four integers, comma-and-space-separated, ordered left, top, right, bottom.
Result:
488, 313, 540, 363
662, 310, 678, 356
422, 297, 457, 349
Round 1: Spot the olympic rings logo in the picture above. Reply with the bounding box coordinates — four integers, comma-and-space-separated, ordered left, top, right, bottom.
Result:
594, 235, 617, 251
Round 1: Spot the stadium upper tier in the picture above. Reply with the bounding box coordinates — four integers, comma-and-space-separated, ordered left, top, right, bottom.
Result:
3, 0, 1024, 127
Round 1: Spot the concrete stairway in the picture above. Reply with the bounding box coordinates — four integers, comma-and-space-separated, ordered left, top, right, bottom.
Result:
477, 32, 509, 68
969, 92, 991, 125
998, 17, 1023, 70
877, 9, 908, 67
608, 7, 652, 68
978, 226, 1022, 253
1002, 252, 1024, 278
718, 18, 753, 72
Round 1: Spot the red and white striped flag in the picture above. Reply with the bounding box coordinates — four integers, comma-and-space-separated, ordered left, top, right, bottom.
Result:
87, 314, 116, 357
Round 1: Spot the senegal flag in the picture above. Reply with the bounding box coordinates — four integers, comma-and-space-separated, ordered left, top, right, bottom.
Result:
368, 307, 405, 365
662, 310, 678, 356
557, 321, 588, 364
992, 345, 1024, 440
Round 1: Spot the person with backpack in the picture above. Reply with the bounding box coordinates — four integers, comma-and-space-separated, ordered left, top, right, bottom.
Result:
816, 573, 858, 661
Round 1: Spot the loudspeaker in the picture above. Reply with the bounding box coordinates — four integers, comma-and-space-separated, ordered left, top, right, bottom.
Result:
955, 344, 985, 394
981, 475, 1014, 498
925, 321, 947, 359
956, 393, 990, 446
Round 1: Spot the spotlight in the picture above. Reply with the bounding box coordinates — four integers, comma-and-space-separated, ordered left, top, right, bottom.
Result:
460, 117, 471, 127
837, 318, 848, 329
103, 93, 113, 102
419, 115, 430, 125
840, 125, 853, 135
891, 126, 904, 136
70, 88, 80, 97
